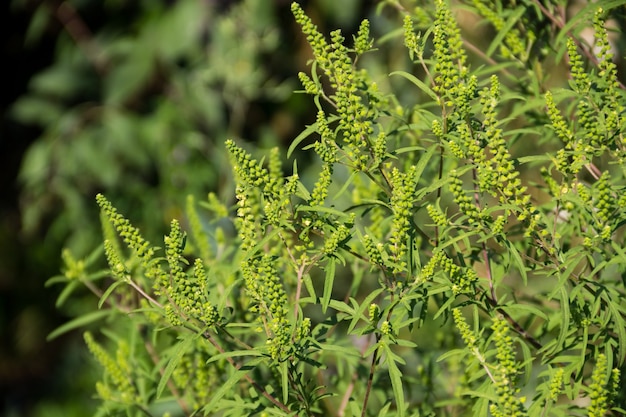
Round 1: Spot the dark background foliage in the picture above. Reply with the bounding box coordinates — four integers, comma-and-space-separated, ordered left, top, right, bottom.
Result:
0, 1, 377, 415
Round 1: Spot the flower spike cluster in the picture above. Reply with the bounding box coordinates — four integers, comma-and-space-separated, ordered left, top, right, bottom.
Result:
292, 2, 384, 170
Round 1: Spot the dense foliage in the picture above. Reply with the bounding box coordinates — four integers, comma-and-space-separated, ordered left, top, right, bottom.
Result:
47, 0, 626, 416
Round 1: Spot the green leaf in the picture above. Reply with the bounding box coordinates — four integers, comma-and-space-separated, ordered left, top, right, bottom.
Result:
382, 343, 405, 417
390, 70, 438, 102
47, 310, 112, 341
296, 205, 353, 219
412, 143, 438, 184
604, 292, 626, 364
393, 145, 426, 155
54, 280, 81, 308
333, 170, 358, 201
303, 273, 316, 300
437, 348, 466, 362
287, 121, 319, 159
328, 299, 356, 316
555, 286, 570, 356
517, 154, 552, 165
499, 303, 547, 321
485, 6, 526, 58
98, 279, 127, 309
207, 349, 264, 364
348, 288, 384, 334
204, 361, 262, 412
157, 333, 200, 398
503, 239, 528, 286
317, 343, 360, 357
322, 259, 336, 314
433, 295, 456, 321
280, 362, 289, 405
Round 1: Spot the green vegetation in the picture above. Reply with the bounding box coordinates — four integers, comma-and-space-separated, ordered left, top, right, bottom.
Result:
42, 0, 626, 416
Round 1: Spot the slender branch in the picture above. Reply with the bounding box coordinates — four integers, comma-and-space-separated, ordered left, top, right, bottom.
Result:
360, 335, 381, 417
481, 293, 543, 350
203, 331, 296, 415
338, 332, 375, 417
126, 277, 163, 309
53, 1, 107, 74
144, 338, 191, 416
531, 0, 626, 90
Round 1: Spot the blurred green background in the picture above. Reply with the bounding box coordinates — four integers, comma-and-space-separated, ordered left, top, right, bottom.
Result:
0, 0, 383, 415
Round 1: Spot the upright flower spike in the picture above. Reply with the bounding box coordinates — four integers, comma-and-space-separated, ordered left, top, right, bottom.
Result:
403, 14, 421, 60
225, 139, 270, 189
545, 91, 574, 145
234, 184, 259, 254
432, 0, 468, 105
164, 219, 186, 287
161, 221, 219, 327
241, 255, 291, 361
453, 308, 477, 351
61, 248, 85, 281
547, 368, 564, 402
589, 9, 623, 151
354, 18, 372, 55
389, 165, 419, 272
226, 140, 267, 253
310, 163, 333, 207
298, 71, 320, 95
291, 2, 331, 74
314, 111, 338, 164
567, 38, 590, 93
96, 194, 154, 262
266, 147, 284, 199
84, 332, 137, 403
426, 203, 448, 228
103, 239, 128, 280
481, 76, 524, 202
489, 318, 526, 417
593, 8, 620, 97
323, 222, 352, 256
449, 170, 482, 224
588, 353, 610, 417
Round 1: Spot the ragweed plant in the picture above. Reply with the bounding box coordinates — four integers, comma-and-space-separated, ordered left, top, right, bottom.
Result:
49, 1, 626, 416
